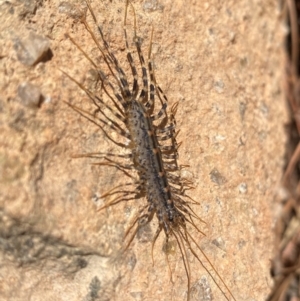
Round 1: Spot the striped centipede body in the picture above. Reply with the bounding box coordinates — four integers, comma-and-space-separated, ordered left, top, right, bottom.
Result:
62, 1, 236, 300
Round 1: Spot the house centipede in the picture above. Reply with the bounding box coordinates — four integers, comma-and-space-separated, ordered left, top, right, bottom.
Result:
62, 1, 236, 300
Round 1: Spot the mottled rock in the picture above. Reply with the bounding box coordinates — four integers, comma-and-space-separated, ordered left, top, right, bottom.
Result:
19, 0, 41, 17
17, 82, 43, 108
0, 0, 288, 300
58, 1, 85, 19
13, 32, 50, 66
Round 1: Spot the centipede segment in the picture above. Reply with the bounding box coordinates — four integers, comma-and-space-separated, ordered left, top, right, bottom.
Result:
63, 1, 236, 300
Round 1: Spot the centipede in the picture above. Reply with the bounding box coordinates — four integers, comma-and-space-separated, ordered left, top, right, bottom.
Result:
62, 1, 236, 300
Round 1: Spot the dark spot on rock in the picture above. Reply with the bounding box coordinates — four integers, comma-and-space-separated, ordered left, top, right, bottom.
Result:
89, 276, 101, 299
210, 168, 226, 185
137, 223, 152, 243
13, 32, 51, 66
17, 82, 44, 108
77, 258, 88, 269
58, 2, 85, 19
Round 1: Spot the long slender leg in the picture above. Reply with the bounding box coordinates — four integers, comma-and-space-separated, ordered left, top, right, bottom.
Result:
65, 33, 126, 115
84, 0, 139, 106
126, 1, 150, 106
151, 226, 162, 266
64, 100, 127, 148
124, 0, 139, 98
184, 229, 237, 301
171, 230, 191, 301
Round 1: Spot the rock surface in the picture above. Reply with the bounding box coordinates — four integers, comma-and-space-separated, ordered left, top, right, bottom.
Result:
0, 0, 287, 300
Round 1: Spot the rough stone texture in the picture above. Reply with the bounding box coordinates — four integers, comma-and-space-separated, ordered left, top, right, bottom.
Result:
18, 82, 44, 108
13, 31, 51, 66
0, 0, 287, 301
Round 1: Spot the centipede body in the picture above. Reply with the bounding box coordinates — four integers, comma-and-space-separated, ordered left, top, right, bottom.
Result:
62, 1, 236, 300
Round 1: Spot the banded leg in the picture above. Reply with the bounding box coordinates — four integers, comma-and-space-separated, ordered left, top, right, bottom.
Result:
125, 1, 150, 106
